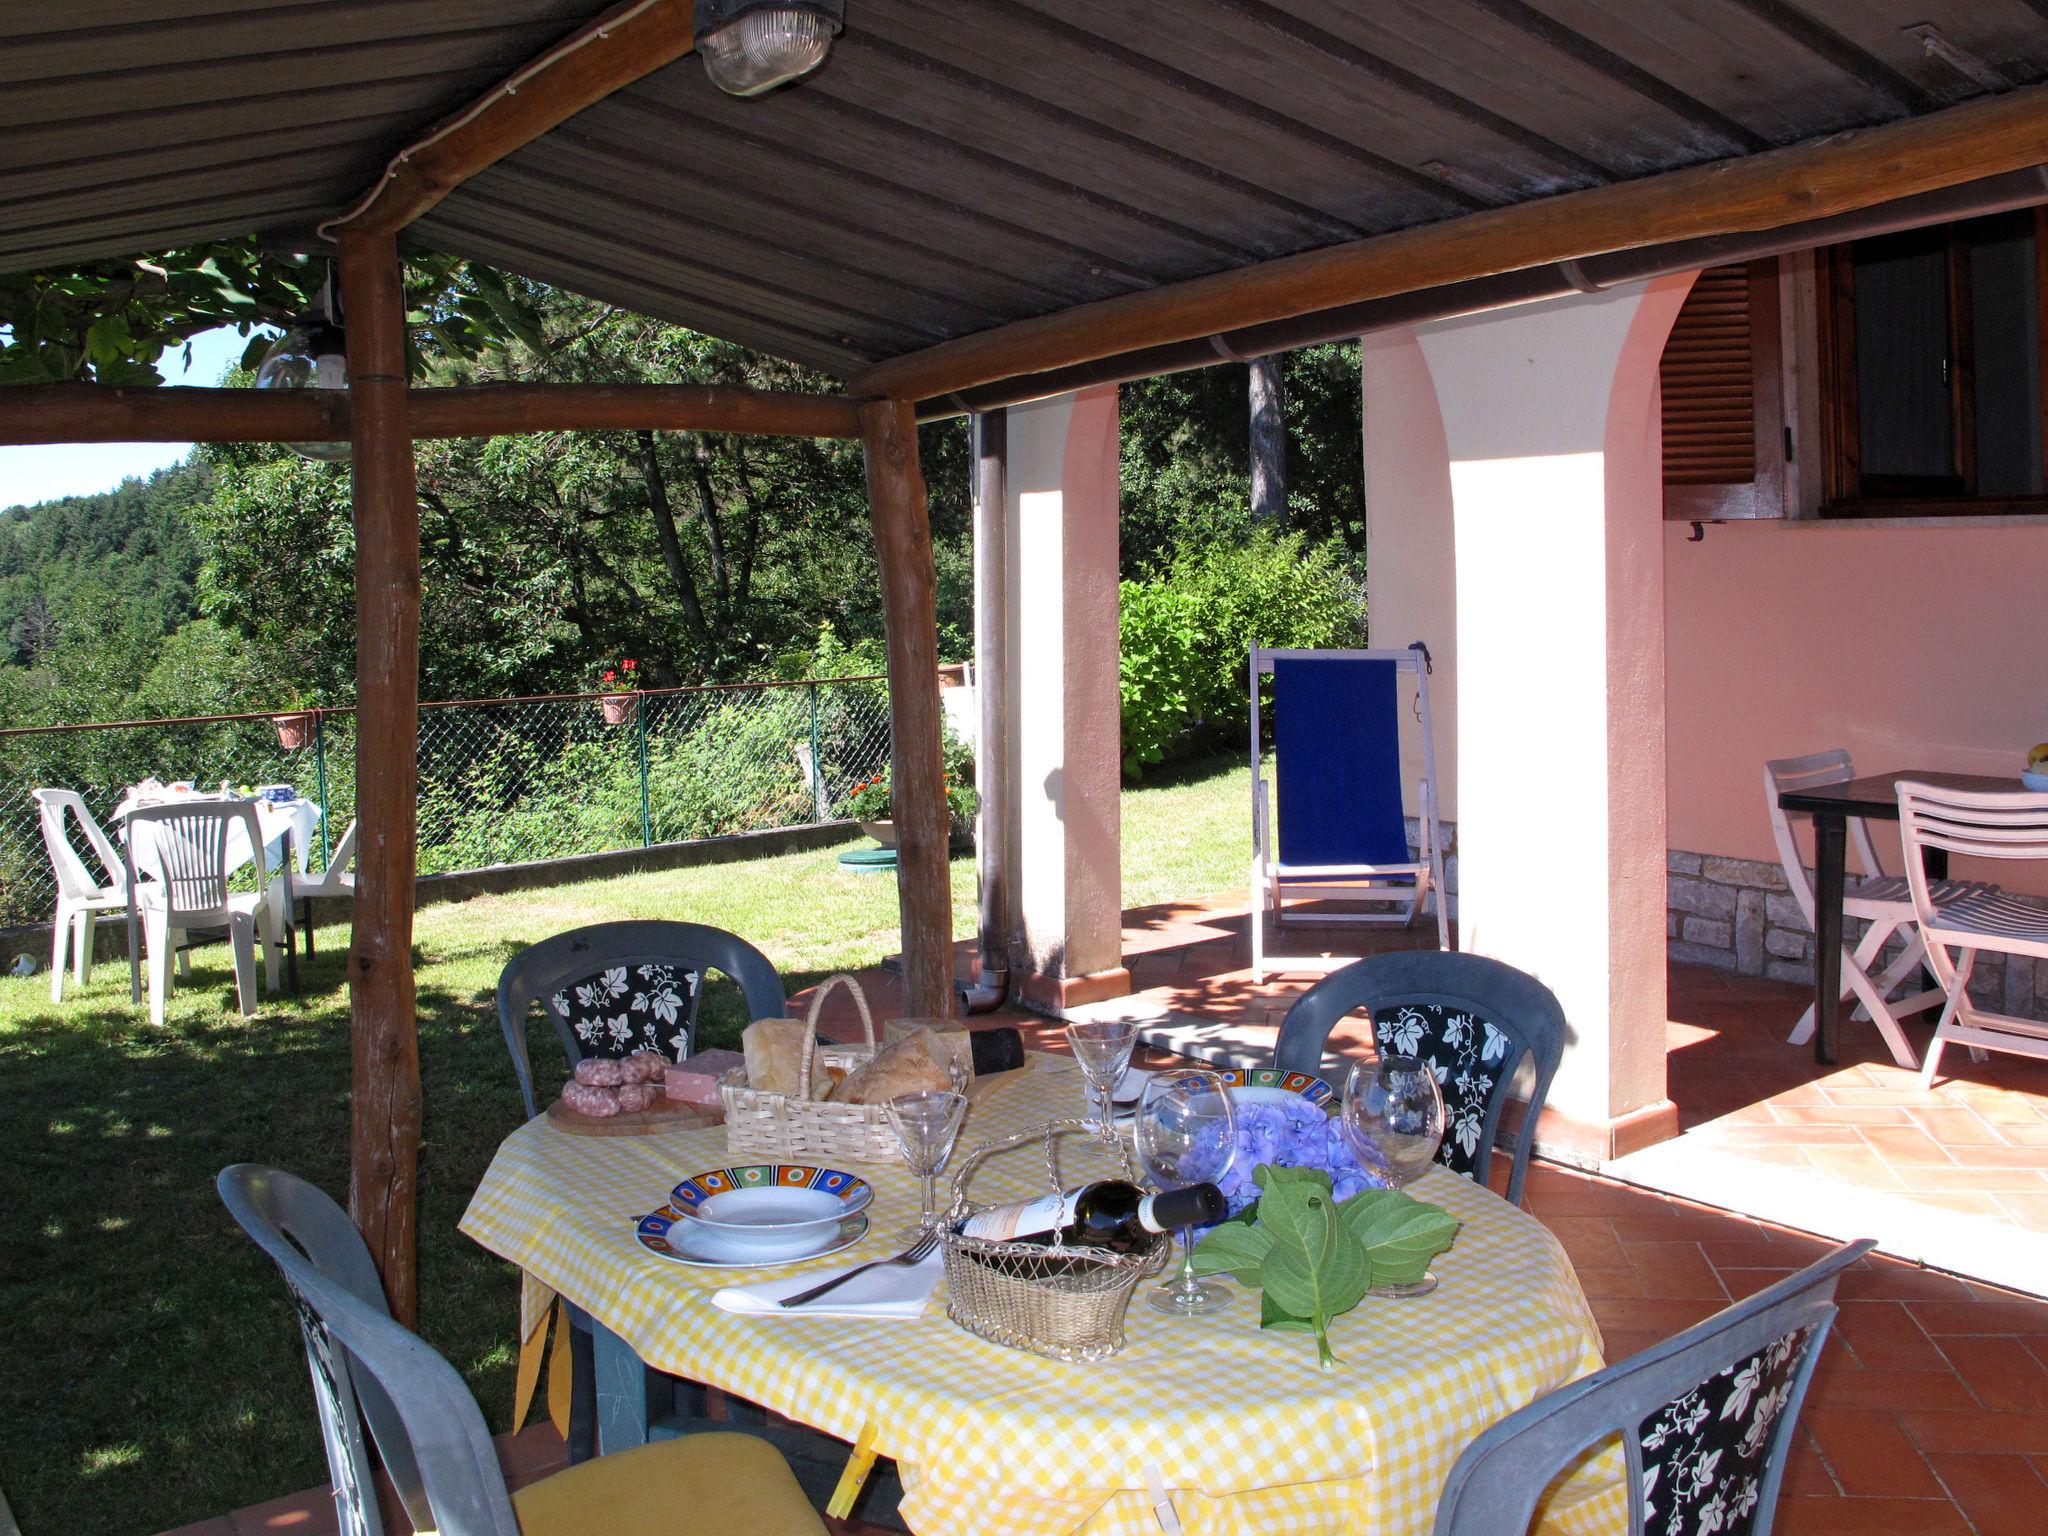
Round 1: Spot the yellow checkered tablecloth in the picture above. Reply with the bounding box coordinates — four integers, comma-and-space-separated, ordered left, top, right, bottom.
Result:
461, 1060, 1627, 1536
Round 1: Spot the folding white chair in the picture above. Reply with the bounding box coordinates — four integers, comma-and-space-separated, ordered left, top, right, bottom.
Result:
1765, 751, 1994, 1069
123, 801, 282, 1025
32, 788, 134, 1002
1898, 781, 2048, 1089
283, 818, 355, 959
1250, 644, 1448, 982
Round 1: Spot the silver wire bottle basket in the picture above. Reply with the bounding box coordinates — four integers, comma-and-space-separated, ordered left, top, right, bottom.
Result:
938, 1118, 1170, 1362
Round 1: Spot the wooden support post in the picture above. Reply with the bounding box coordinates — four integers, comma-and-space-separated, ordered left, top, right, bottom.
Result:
860, 399, 954, 1018
337, 228, 425, 1326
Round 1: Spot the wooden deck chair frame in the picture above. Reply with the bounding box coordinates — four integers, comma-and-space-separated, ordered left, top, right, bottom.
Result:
1250, 644, 1448, 982
1763, 751, 1971, 1070
1898, 781, 2048, 1090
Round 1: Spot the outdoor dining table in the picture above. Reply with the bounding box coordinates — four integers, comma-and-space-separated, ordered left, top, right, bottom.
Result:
461, 1057, 1625, 1536
1774, 769, 2012, 1065
110, 788, 322, 994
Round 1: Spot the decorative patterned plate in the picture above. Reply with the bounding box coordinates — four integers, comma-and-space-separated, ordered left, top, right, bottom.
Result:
668, 1163, 872, 1216
636, 1207, 868, 1268
1216, 1067, 1334, 1107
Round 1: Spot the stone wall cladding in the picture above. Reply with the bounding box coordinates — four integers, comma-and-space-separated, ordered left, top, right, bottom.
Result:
1667, 847, 2048, 1023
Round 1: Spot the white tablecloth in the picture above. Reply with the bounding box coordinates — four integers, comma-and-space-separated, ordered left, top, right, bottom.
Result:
111, 791, 322, 882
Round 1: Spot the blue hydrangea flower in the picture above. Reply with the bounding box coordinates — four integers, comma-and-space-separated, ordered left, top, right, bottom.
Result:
1209, 1096, 1392, 1224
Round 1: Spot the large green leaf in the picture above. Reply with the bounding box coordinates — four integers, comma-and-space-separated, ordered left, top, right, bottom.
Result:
1188, 1219, 1272, 1287
1339, 1188, 1462, 1287
1257, 1170, 1370, 1369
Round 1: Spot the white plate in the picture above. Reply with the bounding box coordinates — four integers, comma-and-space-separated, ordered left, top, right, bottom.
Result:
637, 1209, 869, 1269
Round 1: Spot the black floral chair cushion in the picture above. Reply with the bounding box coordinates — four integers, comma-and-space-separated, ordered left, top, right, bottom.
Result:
1637, 1325, 1819, 1536
549, 962, 700, 1061
1370, 1001, 1517, 1181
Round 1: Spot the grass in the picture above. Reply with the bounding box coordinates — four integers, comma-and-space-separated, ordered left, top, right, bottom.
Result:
0, 755, 1247, 1536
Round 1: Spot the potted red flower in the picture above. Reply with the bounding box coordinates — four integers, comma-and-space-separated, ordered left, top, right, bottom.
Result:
595, 657, 641, 724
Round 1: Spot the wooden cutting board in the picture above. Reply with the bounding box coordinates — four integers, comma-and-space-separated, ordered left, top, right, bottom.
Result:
544, 1094, 722, 1137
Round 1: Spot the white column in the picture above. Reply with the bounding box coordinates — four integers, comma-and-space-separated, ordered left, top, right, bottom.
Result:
996, 385, 1129, 1011
1377, 277, 1692, 1159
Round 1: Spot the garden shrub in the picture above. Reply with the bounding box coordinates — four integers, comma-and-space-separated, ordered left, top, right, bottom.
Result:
1118, 531, 1364, 778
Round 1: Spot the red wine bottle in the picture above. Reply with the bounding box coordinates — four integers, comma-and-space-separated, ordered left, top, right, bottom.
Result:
959, 1180, 1225, 1252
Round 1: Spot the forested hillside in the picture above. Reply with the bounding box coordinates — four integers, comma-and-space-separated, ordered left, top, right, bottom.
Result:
0, 266, 1364, 756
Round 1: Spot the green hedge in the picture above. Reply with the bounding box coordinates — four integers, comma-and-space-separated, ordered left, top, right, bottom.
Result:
1118, 532, 1364, 777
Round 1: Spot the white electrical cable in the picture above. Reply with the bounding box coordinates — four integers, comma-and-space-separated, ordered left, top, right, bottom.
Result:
315, 0, 677, 240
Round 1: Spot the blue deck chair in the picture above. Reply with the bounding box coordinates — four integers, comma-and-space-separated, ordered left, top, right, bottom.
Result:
1250, 644, 1449, 979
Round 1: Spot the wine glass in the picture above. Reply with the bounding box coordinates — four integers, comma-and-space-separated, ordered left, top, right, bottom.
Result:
1065, 1019, 1140, 1136
1341, 1055, 1446, 1296
884, 1089, 968, 1245
1134, 1068, 1237, 1316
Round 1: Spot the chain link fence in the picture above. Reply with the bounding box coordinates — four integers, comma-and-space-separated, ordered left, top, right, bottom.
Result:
0, 676, 893, 929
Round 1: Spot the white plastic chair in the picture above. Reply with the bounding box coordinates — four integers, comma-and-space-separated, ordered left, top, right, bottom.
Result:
1250, 644, 1448, 981
1898, 781, 2048, 1089
123, 801, 281, 1025
1765, 751, 1995, 1068
284, 818, 356, 959
32, 788, 133, 1002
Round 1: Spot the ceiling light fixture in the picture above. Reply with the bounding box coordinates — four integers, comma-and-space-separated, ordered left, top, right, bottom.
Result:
695, 0, 844, 98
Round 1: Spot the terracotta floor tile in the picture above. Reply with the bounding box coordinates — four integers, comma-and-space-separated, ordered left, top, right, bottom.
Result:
1993, 1193, 2048, 1233
1567, 1263, 1649, 1299
1907, 1299, 2048, 1337
1717, 1266, 1798, 1299
1800, 1145, 1908, 1188
1805, 1358, 1981, 1412
1937, 1334, 2048, 1410
1587, 1296, 1727, 1342
1700, 1235, 1838, 1270
1707, 1123, 1867, 1146
1934, 1142, 2048, 1168
1772, 1495, 1971, 1535
1831, 1261, 1978, 1304
1776, 1104, 1916, 1127
1615, 1238, 1727, 1300
1898, 1409, 2048, 1455
1805, 1408, 1942, 1497
1540, 1215, 1631, 1270
1832, 1301, 1946, 1371
1856, 1125, 1955, 1165
1891, 1163, 2048, 1194
1904, 1106, 2010, 1144
1782, 1442, 1839, 1499
1923, 1452, 2048, 1536
1898, 1191, 2007, 1218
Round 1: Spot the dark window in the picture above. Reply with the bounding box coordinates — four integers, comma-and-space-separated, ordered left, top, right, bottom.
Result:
1820, 209, 2048, 515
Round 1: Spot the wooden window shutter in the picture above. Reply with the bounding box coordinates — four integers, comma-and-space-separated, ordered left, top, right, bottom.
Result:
1661, 261, 1785, 519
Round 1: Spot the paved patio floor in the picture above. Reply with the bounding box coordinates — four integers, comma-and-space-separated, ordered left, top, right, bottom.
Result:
164, 894, 2048, 1536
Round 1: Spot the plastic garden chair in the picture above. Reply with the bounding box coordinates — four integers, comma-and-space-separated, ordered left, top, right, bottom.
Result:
1432, 1239, 1873, 1536
1898, 780, 2048, 1089
1249, 644, 1449, 981
122, 800, 282, 1025
32, 788, 133, 1002
1273, 950, 1564, 1206
284, 818, 356, 958
216, 1165, 827, 1536
496, 919, 786, 1119
1765, 751, 1992, 1068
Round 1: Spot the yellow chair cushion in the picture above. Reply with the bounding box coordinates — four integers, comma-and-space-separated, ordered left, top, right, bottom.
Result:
511, 1432, 828, 1536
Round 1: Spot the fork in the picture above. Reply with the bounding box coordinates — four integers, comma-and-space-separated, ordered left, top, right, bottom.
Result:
776, 1229, 941, 1308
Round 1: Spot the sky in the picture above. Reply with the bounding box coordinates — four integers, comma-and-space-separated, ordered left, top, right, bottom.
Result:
0, 326, 258, 510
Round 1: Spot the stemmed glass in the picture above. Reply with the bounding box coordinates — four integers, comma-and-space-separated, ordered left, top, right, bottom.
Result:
1065, 1019, 1140, 1136
1341, 1055, 1446, 1296
884, 1090, 968, 1246
1134, 1068, 1238, 1316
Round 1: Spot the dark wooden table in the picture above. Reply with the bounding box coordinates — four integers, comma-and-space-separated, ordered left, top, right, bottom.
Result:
1775, 770, 2012, 1064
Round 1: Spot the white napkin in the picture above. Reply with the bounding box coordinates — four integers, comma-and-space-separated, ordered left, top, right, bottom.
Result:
710, 1248, 944, 1319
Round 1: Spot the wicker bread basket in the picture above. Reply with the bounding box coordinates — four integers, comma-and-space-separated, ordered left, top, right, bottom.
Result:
939, 1119, 1168, 1361
719, 973, 902, 1164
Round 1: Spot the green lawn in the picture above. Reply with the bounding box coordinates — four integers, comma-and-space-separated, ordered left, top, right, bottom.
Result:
0, 755, 1248, 1536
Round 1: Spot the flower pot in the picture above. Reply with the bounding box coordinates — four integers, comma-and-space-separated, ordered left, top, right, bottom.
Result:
600, 692, 638, 726
272, 712, 312, 750
860, 818, 897, 848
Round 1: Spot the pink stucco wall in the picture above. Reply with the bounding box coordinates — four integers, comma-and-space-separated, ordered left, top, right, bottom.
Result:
1664, 517, 2048, 892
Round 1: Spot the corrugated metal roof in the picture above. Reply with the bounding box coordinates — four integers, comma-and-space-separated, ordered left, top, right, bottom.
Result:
6, 0, 2048, 375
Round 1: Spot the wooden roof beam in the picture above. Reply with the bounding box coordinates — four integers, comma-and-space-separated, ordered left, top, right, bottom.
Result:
0, 381, 865, 444
850, 81, 2048, 405
322, 0, 696, 238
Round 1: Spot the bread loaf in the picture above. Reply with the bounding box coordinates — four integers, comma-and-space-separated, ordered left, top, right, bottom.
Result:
741, 1017, 831, 1099
883, 1019, 973, 1086
827, 1024, 955, 1105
